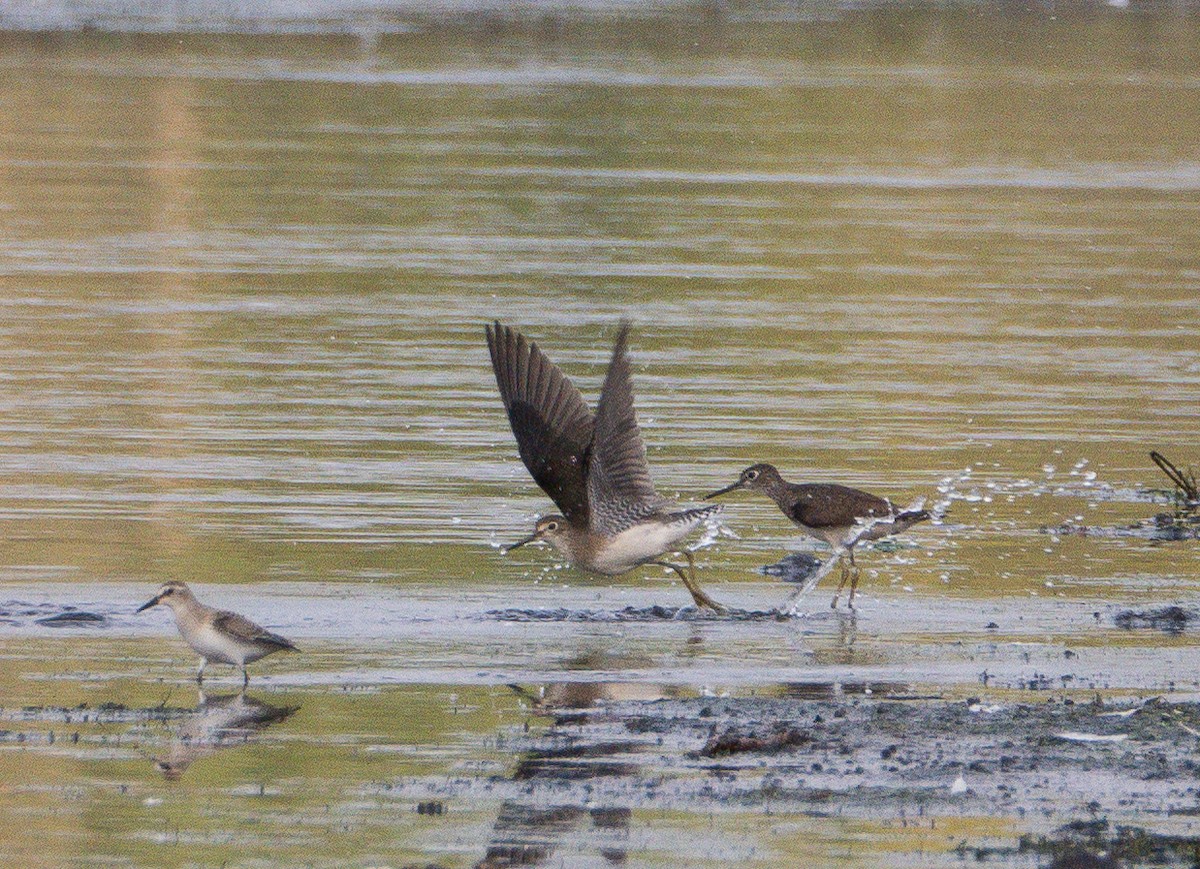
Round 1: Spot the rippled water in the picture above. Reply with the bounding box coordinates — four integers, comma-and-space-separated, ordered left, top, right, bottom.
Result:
2, 5, 1200, 866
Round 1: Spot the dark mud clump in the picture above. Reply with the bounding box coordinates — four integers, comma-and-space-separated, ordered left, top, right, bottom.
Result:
1114, 606, 1195, 634
485, 605, 790, 623
1, 601, 113, 627
1032, 819, 1200, 867
757, 551, 822, 583
1147, 512, 1200, 540
697, 723, 810, 758
958, 818, 1200, 867
35, 610, 106, 627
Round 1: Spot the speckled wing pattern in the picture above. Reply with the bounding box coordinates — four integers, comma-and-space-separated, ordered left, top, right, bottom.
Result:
212, 611, 297, 651
585, 321, 669, 535
486, 321, 596, 525
789, 484, 893, 530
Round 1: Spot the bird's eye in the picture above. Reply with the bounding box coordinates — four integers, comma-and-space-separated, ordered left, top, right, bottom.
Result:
745, 470, 759, 480
546, 521, 558, 531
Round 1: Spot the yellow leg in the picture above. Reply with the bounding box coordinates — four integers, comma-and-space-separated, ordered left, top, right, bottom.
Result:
653, 552, 726, 613
846, 547, 861, 610
831, 563, 850, 609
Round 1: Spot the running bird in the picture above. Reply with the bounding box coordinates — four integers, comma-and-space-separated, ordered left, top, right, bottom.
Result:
486, 321, 725, 612
136, 581, 297, 685
706, 463, 929, 609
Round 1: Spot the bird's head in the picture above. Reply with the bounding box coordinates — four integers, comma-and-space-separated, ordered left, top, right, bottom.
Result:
704, 463, 781, 499
136, 580, 192, 613
503, 515, 571, 553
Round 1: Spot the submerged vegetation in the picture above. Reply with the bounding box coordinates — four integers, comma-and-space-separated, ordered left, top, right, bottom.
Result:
1149, 451, 1200, 539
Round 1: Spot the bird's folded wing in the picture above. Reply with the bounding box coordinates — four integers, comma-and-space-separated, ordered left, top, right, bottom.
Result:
213, 611, 296, 650
586, 321, 664, 534
790, 484, 893, 529
487, 322, 595, 524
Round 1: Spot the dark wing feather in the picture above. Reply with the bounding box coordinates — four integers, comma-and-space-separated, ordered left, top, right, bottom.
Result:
789, 484, 893, 529
486, 322, 595, 524
586, 321, 665, 534
213, 611, 297, 651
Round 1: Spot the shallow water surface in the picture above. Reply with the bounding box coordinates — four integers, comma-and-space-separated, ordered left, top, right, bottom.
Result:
1, 4, 1200, 866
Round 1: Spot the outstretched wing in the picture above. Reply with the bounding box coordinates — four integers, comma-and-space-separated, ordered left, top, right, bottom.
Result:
213, 611, 297, 652
586, 321, 665, 534
486, 321, 595, 524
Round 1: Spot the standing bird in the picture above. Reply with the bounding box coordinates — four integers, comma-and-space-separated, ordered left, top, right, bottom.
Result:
136, 581, 297, 685
706, 463, 929, 609
486, 321, 725, 612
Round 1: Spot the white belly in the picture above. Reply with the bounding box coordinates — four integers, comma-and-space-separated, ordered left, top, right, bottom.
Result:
586, 519, 698, 575
181, 622, 252, 666
801, 512, 900, 549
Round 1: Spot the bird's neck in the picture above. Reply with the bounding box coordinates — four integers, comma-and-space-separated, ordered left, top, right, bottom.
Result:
758, 473, 793, 504
169, 599, 210, 633
544, 525, 597, 567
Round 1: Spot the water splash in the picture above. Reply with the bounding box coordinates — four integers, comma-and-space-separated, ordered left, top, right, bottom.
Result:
930, 467, 973, 523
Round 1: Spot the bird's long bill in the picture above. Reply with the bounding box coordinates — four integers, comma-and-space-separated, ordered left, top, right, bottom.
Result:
703, 480, 744, 500
135, 594, 162, 613
502, 531, 541, 554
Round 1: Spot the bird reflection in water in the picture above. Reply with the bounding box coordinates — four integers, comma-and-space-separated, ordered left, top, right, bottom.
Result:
473, 681, 668, 868
509, 679, 671, 713
150, 690, 299, 780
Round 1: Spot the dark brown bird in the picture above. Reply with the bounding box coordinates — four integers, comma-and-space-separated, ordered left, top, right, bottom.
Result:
486, 321, 725, 611
706, 463, 929, 609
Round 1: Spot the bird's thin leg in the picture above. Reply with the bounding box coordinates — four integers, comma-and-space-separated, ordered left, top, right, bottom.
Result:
196, 659, 206, 684
651, 554, 726, 613
846, 548, 861, 610
242, 665, 249, 688
779, 547, 849, 617
831, 564, 850, 610
681, 550, 729, 614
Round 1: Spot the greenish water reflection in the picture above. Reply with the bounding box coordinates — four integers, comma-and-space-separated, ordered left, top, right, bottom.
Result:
1, 5, 1200, 866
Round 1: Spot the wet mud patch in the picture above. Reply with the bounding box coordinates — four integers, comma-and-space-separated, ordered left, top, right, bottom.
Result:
1114, 606, 1196, 634
1040, 516, 1200, 541
959, 818, 1200, 867
0, 601, 110, 627
35, 611, 106, 627
0, 694, 299, 780
385, 694, 1200, 867
484, 605, 793, 623
0, 701, 186, 726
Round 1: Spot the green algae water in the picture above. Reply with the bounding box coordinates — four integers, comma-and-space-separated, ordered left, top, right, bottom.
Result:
1, 5, 1199, 866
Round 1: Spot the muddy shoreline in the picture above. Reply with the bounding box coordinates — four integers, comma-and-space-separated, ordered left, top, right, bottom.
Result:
387, 691, 1200, 868
5, 580, 1200, 866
